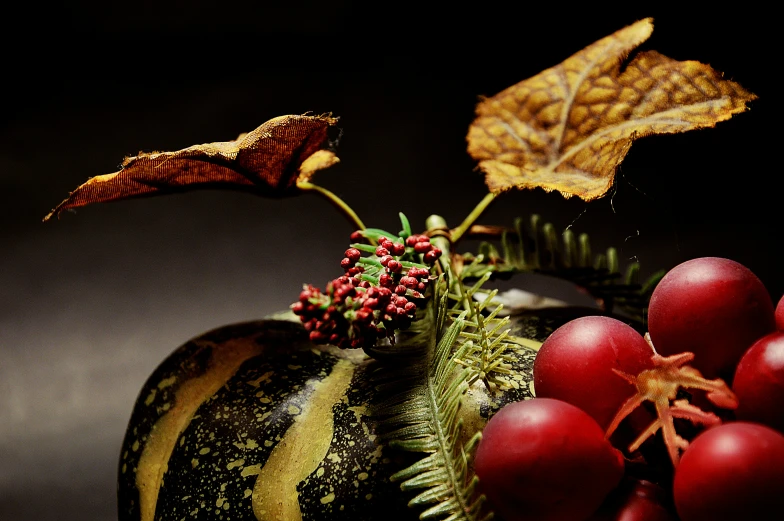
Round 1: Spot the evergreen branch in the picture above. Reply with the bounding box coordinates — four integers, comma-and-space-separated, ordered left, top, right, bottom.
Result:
375, 302, 487, 521
458, 214, 665, 325
447, 264, 523, 390
372, 219, 495, 520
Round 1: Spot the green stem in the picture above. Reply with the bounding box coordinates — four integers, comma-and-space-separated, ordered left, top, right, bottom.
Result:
426, 214, 451, 260
426, 214, 454, 287
298, 181, 366, 231
449, 192, 498, 244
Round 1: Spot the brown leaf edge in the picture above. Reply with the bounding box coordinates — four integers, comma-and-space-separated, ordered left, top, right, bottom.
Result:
43, 113, 339, 222
466, 18, 757, 201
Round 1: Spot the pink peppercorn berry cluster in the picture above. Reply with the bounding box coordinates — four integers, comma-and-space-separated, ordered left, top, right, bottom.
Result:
291, 231, 443, 350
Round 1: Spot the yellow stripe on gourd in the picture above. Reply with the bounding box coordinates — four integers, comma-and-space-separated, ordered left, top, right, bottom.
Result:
252, 359, 356, 521
136, 339, 266, 521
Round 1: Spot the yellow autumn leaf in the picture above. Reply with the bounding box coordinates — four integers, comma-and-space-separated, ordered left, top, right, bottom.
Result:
44, 114, 339, 221
466, 17, 756, 200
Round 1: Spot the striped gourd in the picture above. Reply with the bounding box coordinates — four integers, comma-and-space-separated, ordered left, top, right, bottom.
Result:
117, 315, 548, 521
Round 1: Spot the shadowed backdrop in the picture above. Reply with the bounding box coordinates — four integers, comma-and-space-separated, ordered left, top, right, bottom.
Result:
1, 3, 778, 519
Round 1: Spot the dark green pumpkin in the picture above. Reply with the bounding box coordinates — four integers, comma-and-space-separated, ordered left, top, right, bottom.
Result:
117, 308, 605, 521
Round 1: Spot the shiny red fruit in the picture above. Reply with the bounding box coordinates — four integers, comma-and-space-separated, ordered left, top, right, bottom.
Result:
533, 316, 654, 430
673, 422, 784, 521
776, 294, 784, 330
589, 478, 676, 521
647, 257, 775, 380
474, 398, 625, 521
733, 331, 784, 433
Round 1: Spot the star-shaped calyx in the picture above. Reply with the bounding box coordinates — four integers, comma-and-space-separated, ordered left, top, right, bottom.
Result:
605, 334, 738, 466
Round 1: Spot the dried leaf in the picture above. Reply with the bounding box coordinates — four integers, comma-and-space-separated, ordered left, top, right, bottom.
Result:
466, 18, 757, 200
44, 114, 339, 221
296, 149, 341, 185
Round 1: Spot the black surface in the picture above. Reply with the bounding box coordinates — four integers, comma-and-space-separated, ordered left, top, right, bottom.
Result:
1, 3, 778, 520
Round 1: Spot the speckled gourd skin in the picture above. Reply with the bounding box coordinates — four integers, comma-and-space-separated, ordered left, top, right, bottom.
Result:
117, 312, 563, 521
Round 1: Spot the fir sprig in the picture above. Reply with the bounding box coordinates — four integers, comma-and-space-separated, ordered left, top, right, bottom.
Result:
375, 286, 490, 520
447, 269, 519, 390
372, 216, 495, 521
457, 214, 665, 324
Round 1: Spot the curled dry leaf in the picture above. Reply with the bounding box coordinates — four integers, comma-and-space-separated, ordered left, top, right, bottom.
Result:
44, 114, 339, 221
466, 18, 756, 200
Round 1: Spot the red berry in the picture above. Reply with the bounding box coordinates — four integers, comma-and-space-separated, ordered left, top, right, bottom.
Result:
379, 273, 394, 287
392, 295, 407, 306
533, 315, 654, 430
394, 285, 407, 295
400, 276, 418, 289
414, 242, 432, 254
335, 286, 354, 300
405, 236, 418, 247
589, 478, 677, 521
391, 242, 406, 256
344, 248, 361, 262
776, 294, 784, 331
673, 422, 784, 521
375, 246, 390, 257
309, 331, 327, 343
475, 398, 625, 521
424, 249, 442, 264
647, 257, 776, 380
379, 255, 393, 266
350, 230, 364, 241
732, 331, 784, 433
387, 260, 402, 273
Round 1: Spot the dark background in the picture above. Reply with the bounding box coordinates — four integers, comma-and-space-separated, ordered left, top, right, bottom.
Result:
1, 3, 778, 520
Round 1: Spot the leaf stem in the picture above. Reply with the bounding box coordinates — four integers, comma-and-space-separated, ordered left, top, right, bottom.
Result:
297, 181, 366, 231
449, 192, 498, 244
